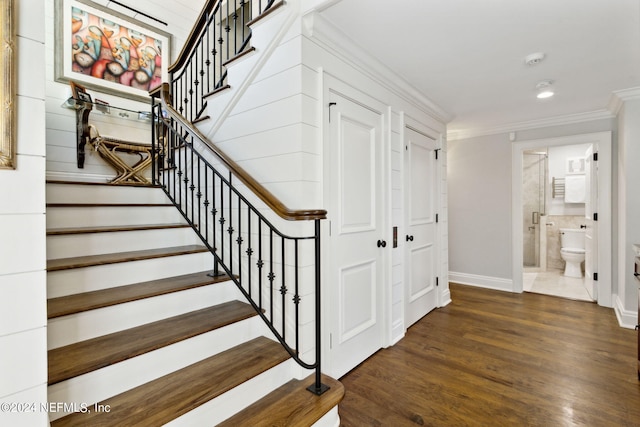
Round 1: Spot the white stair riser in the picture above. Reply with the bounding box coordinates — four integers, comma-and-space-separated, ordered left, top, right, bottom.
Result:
312, 408, 340, 427
48, 281, 243, 349
47, 184, 170, 205
165, 358, 297, 427
47, 227, 200, 259
48, 252, 214, 298
47, 206, 184, 228
48, 317, 272, 422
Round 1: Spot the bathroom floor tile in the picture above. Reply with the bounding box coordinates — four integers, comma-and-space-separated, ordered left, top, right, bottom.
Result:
525, 269, 593, 302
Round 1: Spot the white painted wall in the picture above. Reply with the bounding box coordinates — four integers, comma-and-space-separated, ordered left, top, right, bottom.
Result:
0, 1, 48, 426
616, 97, 640, 328
448, 133, 513, 289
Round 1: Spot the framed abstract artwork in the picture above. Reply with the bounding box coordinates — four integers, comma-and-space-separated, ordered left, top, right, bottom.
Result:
54, 0, 171, 101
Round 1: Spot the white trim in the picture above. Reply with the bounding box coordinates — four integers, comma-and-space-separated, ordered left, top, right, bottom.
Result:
614, 294, 638, 330
46, 171, 115, 183
608, 87, 640, 115
302, 11, 452, 124
439, 287, 452, 307
448, 271, 513, 292
447, 110, 614, 141
511, 132, 613, 307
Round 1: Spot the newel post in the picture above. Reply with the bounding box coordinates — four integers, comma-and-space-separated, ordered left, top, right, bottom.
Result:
307, 219, 330, 395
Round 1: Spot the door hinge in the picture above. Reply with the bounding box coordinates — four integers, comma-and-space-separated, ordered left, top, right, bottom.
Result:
435, 213, 439, 223
593, 152, 598, 161
329, 333, 332, 349
436, 277, 439, 287
328, 102, 337, 122
593, 272, 598, 281
593, 213, 598, 221
328, 221, 332, 236
435, 148, 441, 160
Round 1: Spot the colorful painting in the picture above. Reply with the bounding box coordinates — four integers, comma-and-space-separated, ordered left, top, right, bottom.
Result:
55, 0, 171, 101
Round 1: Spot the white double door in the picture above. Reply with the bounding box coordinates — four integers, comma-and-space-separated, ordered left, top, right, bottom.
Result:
326, 91, 440, 378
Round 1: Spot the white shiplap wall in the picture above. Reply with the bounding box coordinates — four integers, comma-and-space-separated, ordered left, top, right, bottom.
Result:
0, 1, 48, 426
44, 0, 205, 181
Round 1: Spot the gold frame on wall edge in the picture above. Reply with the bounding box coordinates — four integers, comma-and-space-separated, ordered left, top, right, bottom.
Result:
0, 0, 16, 170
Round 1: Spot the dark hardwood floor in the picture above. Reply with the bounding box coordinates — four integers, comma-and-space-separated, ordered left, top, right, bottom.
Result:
339, 283, 639, 427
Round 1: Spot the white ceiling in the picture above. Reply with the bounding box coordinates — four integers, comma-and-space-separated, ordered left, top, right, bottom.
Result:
118, 0, 640, 136
317, 0, 640, 136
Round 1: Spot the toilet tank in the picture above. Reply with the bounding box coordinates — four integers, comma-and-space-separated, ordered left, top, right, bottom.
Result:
560, 228, 585, 249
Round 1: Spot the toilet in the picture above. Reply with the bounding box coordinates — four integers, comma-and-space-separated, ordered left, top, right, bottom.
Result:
559, 228, 585, 278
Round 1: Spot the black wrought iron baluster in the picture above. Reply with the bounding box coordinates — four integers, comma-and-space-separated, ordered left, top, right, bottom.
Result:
194, 46, 200, 121
212, 171, 217, 258
225, 0, 230, 62
205, 23, 211, 94
269, 229, 274, 324
228, 173, 233, 277
217, 5, 224, 88
280, 235, 286, 341
246, 209, 252, 298
196, 156, 202, 231
204, 166, 209, 247
294, 239, 300, 356
190, 146, 195, 222
219, 172, 225, 266
233, 0, 238, 55
236, 189, 242, 288
258, 219, 263, 311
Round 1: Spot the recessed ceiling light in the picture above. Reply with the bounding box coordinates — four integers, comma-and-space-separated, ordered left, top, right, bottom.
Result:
536, 80, 554, 99
525, 52, 546, 66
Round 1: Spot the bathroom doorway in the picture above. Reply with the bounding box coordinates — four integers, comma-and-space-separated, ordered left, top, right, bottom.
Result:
512, 132, 613, 307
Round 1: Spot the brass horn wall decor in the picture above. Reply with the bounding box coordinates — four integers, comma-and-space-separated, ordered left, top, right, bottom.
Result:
0, 0, 16, 169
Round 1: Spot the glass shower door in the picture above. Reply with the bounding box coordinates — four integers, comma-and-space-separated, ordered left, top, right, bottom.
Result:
523, 151, 547, 268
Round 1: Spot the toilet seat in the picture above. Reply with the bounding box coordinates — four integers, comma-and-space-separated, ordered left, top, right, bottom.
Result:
561, 248, 585, 255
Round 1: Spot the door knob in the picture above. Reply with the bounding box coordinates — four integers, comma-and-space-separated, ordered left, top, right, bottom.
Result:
377, 240, 387, 248
406, 235, 414, 242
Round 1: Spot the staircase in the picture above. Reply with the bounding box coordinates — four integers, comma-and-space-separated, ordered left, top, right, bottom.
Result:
46, 181, 342, 426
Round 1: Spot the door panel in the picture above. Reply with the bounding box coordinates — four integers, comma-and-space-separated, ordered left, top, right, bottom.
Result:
405, 127, 438, 327
328, 92, 384, 379
340, 119, 375, 233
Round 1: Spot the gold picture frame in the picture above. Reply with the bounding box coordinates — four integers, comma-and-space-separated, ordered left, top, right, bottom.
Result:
0, 0, 16, 169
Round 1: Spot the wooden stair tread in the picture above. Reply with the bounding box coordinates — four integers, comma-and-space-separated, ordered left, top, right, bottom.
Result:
48, 271, 229, 319
218, 374, 344, 427
47, 223, 190, 235
48, 300, 257, 385
47, 245, 208, 271
51, 336, 290, 427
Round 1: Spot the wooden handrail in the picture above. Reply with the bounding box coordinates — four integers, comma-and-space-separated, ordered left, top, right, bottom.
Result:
157, 83, 327, 221
169, 0, 219, 73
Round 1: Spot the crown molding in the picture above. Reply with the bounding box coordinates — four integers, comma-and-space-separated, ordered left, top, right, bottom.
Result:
607, 86, 640, 115
446, 109, 615, 141
302, 11, 453, 124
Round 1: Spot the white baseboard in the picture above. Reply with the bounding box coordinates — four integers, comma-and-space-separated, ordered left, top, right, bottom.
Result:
613, 294, 638, 329
439, 287, 452, 307
448, 271, 514, 292
390, 320, 405, 346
